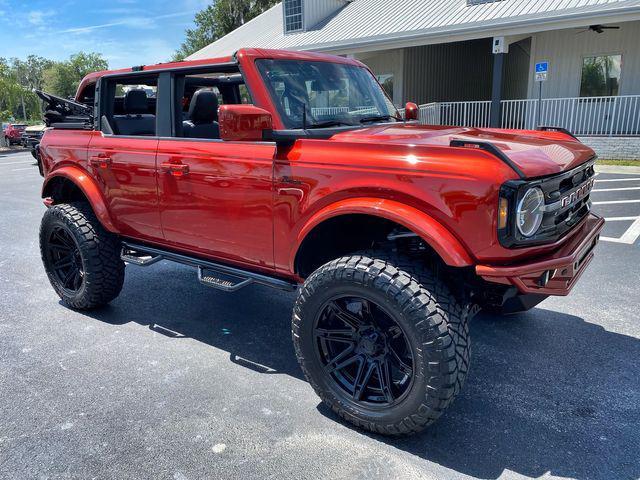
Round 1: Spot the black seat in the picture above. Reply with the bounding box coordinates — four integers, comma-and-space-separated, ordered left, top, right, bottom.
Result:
182, 90, 220, 139
113, 90, 155, 136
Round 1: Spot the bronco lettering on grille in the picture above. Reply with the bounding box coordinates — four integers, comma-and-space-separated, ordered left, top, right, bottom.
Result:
561, 178, 595, 208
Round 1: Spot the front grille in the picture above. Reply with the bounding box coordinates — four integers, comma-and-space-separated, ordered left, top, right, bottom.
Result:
499, 158, 596, 248
536, 160, 595, 242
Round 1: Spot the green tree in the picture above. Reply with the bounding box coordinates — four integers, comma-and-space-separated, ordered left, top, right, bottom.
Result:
173, 0, 278, 61
43, 52, 108, 98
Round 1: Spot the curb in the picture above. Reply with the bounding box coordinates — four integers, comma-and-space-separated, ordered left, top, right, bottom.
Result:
596, 165, 640, 175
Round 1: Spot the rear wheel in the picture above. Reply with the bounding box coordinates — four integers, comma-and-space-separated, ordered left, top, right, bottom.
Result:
40, 203, 125, 310
292, 253, 471, 436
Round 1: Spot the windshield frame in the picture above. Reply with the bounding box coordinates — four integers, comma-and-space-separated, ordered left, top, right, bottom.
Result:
255, 58, 400, 130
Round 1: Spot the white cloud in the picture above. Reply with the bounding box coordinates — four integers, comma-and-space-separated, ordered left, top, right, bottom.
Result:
27, 10, 55, 26
59, 10, 195, 35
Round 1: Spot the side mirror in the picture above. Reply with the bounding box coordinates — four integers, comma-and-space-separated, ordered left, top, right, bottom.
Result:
218, 105, 273, 142
404, 102, 419, 121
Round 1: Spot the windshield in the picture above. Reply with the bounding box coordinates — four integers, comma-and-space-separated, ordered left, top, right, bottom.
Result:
256, 59, 399, 129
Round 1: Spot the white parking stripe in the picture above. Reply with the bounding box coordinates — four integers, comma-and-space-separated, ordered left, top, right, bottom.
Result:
592, 186, 640, 193
605, 216, 640, 222
596, 177, 640, 183
593, 199, 640, 205
601, 217, 640, 244
0, 160, 34, 166
10, 167, 34, 172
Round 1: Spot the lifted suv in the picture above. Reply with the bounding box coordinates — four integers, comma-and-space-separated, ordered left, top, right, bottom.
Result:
37, 49, 603, 436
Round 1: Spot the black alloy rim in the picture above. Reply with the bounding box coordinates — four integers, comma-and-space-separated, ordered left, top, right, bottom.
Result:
314, 296, 415, 408
47, 226, 84, 293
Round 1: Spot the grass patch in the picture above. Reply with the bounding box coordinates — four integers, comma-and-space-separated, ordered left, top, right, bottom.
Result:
597, 159, 640, 167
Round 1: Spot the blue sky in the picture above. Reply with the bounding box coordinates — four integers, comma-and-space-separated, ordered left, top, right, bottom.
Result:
0, 0, 210, 68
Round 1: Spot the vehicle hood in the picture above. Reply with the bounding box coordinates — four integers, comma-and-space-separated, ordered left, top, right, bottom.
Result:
330, 124, 595, 178
25, 124, 46, 132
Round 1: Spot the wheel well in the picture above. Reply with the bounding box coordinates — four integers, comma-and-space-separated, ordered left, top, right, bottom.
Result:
294, 214, 441, 278
43, 177, 88, 204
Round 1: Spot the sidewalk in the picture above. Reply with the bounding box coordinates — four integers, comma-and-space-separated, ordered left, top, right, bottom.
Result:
596, 164, 640, 175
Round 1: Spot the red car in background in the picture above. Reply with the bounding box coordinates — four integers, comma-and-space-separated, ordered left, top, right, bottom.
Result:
3, 123, 27, 146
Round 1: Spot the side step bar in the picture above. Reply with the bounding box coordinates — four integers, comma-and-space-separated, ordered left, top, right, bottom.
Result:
121, 242, 297, 292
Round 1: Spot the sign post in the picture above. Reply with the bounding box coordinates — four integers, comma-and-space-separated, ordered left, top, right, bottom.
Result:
535, 61, 548, 128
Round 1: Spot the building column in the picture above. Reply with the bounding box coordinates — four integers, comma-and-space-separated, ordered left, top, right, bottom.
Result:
490, 52, 505, 128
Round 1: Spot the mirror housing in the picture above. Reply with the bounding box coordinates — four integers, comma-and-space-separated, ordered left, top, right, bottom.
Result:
404, 102, 419, 121
218, 105, 273, 142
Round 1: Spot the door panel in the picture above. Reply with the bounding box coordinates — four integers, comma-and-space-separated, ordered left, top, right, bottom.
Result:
156, 139, 276, 268
88, 132, 161, 240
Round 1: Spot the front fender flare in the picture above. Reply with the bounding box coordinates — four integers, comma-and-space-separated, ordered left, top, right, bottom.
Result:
293, 198, 474, 270
42, 166, 118, 233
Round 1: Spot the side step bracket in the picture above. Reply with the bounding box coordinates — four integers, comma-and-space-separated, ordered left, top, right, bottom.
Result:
121, 241, 297, 292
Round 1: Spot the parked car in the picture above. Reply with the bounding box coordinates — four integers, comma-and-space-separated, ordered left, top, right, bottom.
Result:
3, 123, 27, 146
35, 48, 603, 436
21, 124, 46, 149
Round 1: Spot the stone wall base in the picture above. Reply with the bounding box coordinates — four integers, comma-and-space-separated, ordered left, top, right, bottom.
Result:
577, 136, 640, 160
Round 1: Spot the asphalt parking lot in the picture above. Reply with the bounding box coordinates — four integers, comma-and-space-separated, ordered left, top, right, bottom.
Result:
0, 150, 638, 480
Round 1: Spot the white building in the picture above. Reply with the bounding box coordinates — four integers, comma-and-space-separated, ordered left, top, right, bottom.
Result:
189, 0, 640, 159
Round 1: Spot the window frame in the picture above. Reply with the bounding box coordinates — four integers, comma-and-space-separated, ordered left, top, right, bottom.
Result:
168, 64, 254, 142
95, 71, 168, 138
578, 52, 623, 98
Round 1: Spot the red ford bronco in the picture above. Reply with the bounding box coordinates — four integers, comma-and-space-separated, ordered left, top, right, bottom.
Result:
36, 49, 603, 436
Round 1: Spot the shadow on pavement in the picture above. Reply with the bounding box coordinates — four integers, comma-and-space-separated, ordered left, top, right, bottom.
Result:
83, 262, 640, 480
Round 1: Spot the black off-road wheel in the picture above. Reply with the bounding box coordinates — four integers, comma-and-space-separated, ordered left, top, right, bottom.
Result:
40, 202, 125, 310
292, 253, 471, 436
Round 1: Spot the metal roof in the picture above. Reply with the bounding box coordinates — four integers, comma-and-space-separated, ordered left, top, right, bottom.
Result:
188, 0, 640, 59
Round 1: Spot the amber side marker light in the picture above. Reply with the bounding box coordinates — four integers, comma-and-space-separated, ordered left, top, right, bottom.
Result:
498, 197, 509, 229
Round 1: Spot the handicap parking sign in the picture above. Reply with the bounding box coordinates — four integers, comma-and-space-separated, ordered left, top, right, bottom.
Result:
535, 61, 549, 82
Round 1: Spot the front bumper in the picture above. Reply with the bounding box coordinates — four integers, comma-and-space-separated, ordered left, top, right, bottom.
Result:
476, 213, 605, 296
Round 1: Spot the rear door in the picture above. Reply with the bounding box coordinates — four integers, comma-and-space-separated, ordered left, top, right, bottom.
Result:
156, 68, 276, 269
88, 73, 164, 241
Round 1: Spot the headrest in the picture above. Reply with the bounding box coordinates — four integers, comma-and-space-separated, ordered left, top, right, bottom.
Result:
189, 90, 219, 124
124, 90, 149, 114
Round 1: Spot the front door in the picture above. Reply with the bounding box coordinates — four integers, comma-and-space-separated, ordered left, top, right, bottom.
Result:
156, 140, 276, 269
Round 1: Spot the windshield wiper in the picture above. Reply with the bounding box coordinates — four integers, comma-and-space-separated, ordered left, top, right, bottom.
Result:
359, 114, 401, 124
305, 120, 356, 129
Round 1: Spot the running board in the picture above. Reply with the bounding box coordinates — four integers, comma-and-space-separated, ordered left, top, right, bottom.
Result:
121, 242, 297, 292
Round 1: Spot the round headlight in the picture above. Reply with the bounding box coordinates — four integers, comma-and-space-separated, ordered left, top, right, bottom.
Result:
516, 187, 545, 237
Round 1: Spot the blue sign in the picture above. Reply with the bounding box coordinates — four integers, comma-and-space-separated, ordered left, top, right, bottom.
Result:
535, 61, 549, 73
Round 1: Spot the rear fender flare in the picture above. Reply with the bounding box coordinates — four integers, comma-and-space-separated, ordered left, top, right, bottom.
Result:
292, 198, 474, 271
42, 166, 118, 233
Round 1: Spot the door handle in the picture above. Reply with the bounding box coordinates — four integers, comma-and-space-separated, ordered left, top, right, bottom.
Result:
161, 162, 190, 177
89, 154, 112, 168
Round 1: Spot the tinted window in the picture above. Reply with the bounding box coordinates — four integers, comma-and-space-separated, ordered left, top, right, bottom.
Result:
580, 55, 622, 97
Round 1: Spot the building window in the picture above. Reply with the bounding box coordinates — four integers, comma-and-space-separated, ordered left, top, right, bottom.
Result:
580, 54, 622, 97
377, 74, 394, 102
284, 0, 303, 33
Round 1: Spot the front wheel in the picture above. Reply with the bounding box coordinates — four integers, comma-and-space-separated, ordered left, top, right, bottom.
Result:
292, 254, 471, 436
40, 203, 125, 310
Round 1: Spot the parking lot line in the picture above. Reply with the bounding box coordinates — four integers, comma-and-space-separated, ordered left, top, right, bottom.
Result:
601, 218, 640, 244
605, 216, 640, 221
593, 199, 640, 205
596, 177, 640, 183
11, 167, 34, 172
0, 160, 35, 166
593, 186, 640, 193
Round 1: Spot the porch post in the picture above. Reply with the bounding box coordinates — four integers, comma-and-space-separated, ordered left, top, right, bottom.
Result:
490, 52, 505, 128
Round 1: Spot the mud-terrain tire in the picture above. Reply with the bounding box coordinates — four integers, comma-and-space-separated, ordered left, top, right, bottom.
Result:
292, 252, 471, 436
40, 202, 125, 310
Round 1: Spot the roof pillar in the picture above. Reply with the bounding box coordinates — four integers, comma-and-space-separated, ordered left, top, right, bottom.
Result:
490, 37, 508, 128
